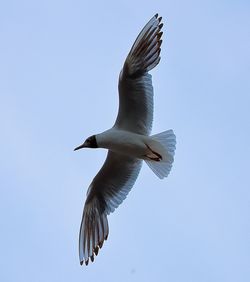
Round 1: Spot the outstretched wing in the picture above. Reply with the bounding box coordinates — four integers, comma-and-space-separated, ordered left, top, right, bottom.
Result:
79, 151, 142, 265
114, 14, 163, 135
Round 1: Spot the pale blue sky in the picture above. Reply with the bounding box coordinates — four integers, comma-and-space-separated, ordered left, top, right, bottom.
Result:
1, 1, 250, 281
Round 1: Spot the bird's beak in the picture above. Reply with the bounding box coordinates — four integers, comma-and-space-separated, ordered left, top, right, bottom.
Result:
74, 142, 87, 151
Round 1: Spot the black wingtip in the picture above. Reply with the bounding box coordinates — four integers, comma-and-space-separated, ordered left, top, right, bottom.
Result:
80, 260, 83, 266
90, 255, 94, 262
94, 246, 99, 256
157, 31, 163, 39
155, 13, 158, 18
99, 241, 103, 249
159, 23, 164, 30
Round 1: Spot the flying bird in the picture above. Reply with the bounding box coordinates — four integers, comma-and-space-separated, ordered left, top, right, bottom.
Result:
74, 14, 176, 266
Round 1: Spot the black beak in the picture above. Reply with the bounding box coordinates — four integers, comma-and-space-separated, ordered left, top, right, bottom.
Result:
74, 143, 86, 151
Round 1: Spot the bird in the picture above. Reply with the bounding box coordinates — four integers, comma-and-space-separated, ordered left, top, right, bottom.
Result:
74, 14, 176, 266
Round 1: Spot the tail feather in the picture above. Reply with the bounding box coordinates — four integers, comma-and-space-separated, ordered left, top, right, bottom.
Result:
145, 130, 176, 179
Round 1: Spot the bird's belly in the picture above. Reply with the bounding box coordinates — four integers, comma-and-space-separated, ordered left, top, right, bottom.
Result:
99, 130, 149, 159
110, 141, 147, 159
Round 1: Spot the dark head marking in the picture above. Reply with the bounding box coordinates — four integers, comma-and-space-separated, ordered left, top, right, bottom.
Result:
85, 135, 98, 148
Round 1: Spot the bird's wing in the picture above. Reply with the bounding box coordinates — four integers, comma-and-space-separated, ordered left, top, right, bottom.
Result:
79, 151, 142, 265
115, 14, 163, 135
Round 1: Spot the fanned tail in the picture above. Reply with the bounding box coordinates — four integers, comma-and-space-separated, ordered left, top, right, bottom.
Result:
145, 130, 176, 179
79, 196, 109, 266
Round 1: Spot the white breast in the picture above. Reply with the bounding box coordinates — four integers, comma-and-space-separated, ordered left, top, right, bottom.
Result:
96, 128, 149, 158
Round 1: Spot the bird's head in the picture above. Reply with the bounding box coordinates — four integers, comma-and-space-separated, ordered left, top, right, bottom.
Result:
74, 135, 98, 151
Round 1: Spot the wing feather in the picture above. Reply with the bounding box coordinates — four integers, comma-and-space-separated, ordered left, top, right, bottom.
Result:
114, 14, 163, 135
79, 151, 142, 265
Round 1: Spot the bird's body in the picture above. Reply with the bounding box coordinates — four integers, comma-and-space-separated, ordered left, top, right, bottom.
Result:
97, 128, 153, 159
74, 14, 176, 265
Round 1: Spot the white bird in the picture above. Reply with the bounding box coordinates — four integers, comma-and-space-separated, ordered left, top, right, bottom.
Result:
74, 14, 176, 265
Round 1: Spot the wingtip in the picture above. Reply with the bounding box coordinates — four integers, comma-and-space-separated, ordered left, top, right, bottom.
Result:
94, 246, 99, 256
99, 241, 103, 248
157, 31, 163, 39
154, 14, 163, 24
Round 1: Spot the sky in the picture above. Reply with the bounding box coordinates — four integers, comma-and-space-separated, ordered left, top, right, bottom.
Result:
0, 0, 250, 281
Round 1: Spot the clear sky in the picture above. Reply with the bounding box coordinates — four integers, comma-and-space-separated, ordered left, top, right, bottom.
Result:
1, 1, 249, 281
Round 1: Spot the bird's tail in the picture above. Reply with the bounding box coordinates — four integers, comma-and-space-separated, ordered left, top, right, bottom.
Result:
79, 196, 109, 266
145, 130, 176, 179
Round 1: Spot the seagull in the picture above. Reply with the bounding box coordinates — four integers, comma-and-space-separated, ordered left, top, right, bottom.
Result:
74, 14, 176, 266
